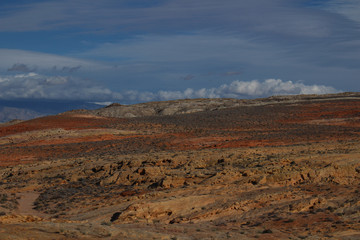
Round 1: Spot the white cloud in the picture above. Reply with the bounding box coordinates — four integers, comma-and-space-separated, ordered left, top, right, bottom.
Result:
114, 79, 339, 103
14, 72, 38, 78
221, 79, 338, 96
91, 101, 114, 106
0, 72, 338, 103
0, 72, 116, 100
45, 76, 68, 85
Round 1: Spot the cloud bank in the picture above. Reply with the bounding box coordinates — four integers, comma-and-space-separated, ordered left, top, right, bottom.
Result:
119, 79, 339, 103
0, 72, 338, 103
0, 72, 116, 100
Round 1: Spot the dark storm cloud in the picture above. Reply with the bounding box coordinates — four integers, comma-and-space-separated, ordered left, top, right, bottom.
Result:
182, 74, 195, 81
7, 63, 34, 72
224, 72, 242, 76
61, 65, 81, 73
0, 49, 103, 72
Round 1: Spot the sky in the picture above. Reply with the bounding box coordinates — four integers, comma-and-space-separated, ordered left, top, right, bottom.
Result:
0, 0, 359, 104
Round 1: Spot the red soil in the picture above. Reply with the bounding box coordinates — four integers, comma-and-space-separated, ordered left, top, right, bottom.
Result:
1, 99, 360, 166
0, 114, 124, 137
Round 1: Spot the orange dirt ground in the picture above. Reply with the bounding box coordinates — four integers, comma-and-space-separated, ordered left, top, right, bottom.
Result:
0, 96, 360, 239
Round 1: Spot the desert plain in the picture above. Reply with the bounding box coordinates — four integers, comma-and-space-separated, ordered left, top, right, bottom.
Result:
0, 93, 360, 239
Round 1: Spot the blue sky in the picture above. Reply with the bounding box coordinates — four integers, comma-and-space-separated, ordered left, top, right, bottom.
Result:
0, 0, 359, 103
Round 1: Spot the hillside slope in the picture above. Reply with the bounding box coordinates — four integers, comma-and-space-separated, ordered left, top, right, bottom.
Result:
0, 93, 360, 239
78, 92, 360, 118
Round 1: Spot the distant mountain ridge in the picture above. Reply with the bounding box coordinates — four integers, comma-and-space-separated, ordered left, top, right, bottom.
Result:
0, 99, 101, 123
0, 106, 43, 123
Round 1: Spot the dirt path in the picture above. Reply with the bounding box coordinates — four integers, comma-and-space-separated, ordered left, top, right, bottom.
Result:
15, 192, 48, 218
